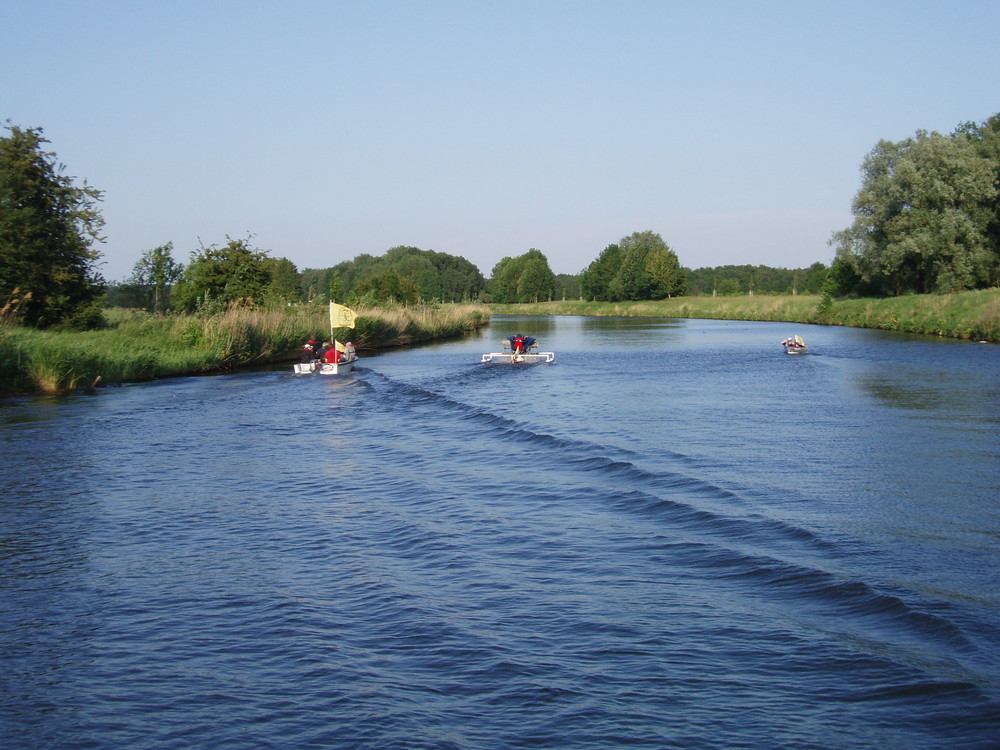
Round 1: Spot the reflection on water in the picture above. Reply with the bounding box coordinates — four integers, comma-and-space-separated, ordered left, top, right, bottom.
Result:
854, 366, 992, 418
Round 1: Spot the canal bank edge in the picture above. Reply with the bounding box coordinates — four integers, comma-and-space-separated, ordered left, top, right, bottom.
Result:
489, 289, 999, 344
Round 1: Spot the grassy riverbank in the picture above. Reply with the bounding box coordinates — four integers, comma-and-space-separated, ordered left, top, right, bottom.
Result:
0, 303, 490, 396
491, 289, 1000, 342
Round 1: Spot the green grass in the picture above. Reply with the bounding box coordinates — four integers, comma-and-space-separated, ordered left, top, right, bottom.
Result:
1, 303, 490, 396
491, 289, 1000, 342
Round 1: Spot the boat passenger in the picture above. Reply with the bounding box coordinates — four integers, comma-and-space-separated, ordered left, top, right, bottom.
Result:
512, 334, 525, 355
301, 338, 317, 363
324, 344, 340, 364
345, 341, 356, 361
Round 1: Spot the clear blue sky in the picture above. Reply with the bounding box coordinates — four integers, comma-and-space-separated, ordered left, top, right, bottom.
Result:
4, 0, 998, 281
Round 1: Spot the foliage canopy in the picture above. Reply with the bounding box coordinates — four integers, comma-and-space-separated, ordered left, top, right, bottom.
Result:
580, 231, 686, 301
171, 236, 290, 312
301, 246, 486, 305
831, 114, 1000, 295
0, 124, 106, 328
490, 249, 557, 303
685, 263, 828, 296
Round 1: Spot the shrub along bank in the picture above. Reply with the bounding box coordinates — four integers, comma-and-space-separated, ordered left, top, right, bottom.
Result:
0, 303, 490, 396
490, 289, 1000, 342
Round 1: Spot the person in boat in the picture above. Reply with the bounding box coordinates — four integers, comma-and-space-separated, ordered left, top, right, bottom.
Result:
510, 334, 537, 354
345, 341, 356, 361
323, 343, 340, 364
301, 337, 317, 363
314, 341, 329, 361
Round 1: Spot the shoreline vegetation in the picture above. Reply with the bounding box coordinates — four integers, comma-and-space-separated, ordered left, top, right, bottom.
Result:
0, 304, 490, 397
491, 289, 1000, 343
2, 289, 996, 396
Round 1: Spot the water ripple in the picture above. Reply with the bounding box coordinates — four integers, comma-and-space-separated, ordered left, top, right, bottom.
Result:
2, 322, 999, 748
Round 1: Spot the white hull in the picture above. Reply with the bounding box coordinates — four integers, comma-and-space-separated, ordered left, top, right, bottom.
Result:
781, 336, 808, 354
481, 352, 555, 363
293, 357, 357, 374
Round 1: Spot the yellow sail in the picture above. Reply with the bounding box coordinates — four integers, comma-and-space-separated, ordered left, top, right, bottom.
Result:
329, 302, 356, 330
794, 335, 806, 346
334, 340, 347, 353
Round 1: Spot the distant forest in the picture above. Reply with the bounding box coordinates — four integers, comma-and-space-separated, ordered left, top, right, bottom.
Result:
554, 263, 827, 301
106, 239, 830, 311
292, 233, 830, 304
302, 248, 832, 303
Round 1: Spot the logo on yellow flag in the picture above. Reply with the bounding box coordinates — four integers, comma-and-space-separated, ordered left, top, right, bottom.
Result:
329, 303, 356, 330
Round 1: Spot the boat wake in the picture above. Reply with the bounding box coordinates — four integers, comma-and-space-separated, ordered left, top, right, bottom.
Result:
354, 367, 1000, 699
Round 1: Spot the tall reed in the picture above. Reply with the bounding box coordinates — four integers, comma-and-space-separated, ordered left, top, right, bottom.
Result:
0, 303, 490, 396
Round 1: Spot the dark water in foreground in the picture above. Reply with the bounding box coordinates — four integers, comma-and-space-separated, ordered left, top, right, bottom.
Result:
2, 316, 999, 749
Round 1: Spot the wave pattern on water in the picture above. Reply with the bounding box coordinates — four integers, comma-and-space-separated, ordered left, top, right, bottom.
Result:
2, 319, 1000, 749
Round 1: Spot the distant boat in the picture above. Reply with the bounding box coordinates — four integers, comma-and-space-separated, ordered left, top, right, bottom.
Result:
781, 335, 808, 354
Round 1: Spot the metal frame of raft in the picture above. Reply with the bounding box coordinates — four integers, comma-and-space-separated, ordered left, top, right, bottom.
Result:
480, 351, 555, 363
482, 334, 555, 363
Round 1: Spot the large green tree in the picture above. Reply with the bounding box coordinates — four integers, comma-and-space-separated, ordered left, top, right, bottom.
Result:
489, 249, 556, 303
831, 116, 999, 295
580, 231, 685, 301
172, 237, 273, 311
0, 124, 105, 327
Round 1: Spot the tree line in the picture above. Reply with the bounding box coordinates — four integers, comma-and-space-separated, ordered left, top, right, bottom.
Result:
685, 263, 828, 296
6, 113, 997, 328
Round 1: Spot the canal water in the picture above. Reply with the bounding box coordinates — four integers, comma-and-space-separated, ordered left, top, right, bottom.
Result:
2, 316, 999, 748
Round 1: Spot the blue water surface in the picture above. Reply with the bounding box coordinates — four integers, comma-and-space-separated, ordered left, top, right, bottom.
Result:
2, 316, 998, 748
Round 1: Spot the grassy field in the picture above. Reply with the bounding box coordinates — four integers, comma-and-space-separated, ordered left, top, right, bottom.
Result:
490, 289, 1000, 342
0, 303, 490, 396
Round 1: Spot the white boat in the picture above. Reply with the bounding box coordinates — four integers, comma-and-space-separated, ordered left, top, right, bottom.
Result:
481, 334, 555, 364
293, 356, 357, 375
781, 335, 808, 354
293, 303, 359, 374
